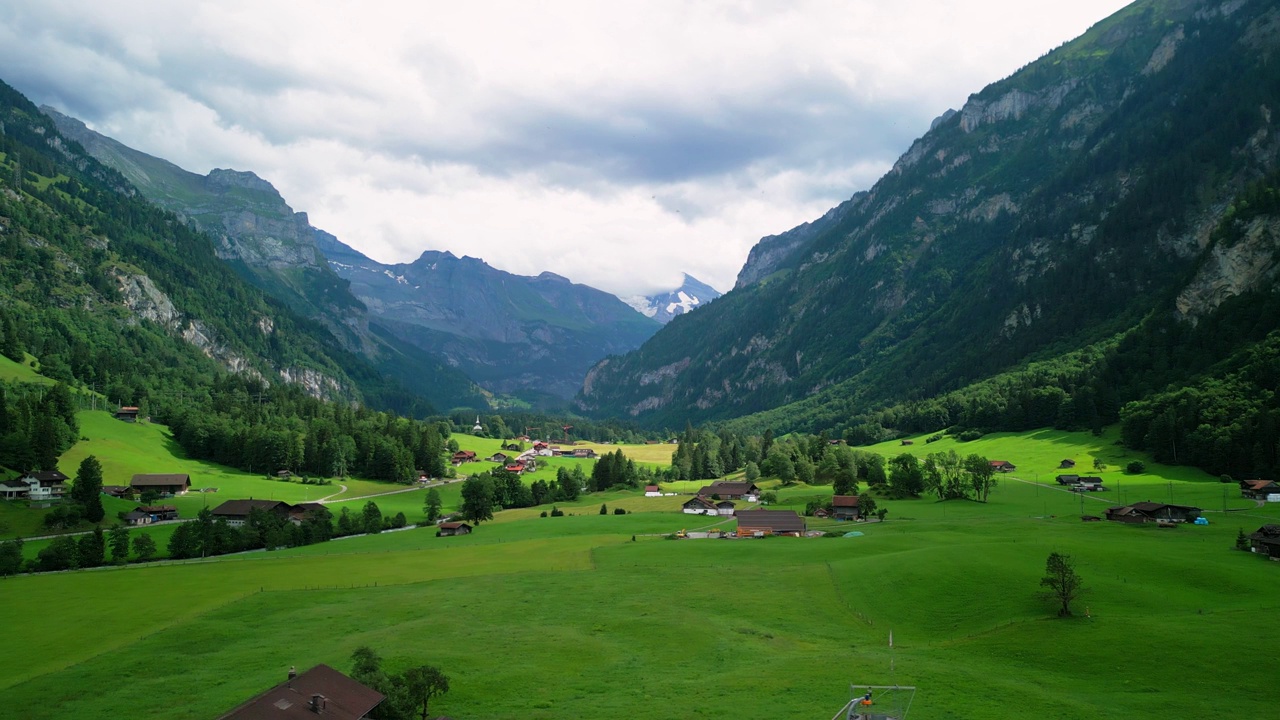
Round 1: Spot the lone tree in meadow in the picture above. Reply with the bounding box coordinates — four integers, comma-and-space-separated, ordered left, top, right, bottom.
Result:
398, 664, 450, 720
1040, 552, 1086, 617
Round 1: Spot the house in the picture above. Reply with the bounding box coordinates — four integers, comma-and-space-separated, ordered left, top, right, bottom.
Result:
989, 461, 1016, 472
644, 485, 662, 497
217, 664, 385, 720
115, 406, 140, 422
275, 470, 293, 479
211, 499, 293, 527
0, 478, 31, 500
736, 509, 806, 537
122, 510, 153, 526
486, 452, 509, 463
450, 451, 477, 465
504, 464, 526, 474
715, 500, 736, 516
12, 470, 70, 501
1105, 502, 1202, 524
682, 497, 719, 515
832, 495, 861, 520
1056, 474, 1080, 486
1075, 476, 1104, 492
571, 448, 597, 459
288, 503, 328, 524
813, 507, 831, 519
900, 439, 914, 446
101, 485, 131, 498
137, 505, 179, 521
696, 481, 760, 502
1248, 525, 1280, 560
130, 473, 191, 496
437, 521, 472, 536
1059, 459, 1076, 469
1240, 479, 1280, 501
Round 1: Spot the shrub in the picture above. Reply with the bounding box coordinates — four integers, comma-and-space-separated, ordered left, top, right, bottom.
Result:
1126, 461, 1145, 474
1220, 474, 1234, 484
550, 506, 564, 517
957, 429, 984, 442
925, 433, 944, 444
540, 511, 548, 518
599, 504, 608, 515
613, 508, 627, 515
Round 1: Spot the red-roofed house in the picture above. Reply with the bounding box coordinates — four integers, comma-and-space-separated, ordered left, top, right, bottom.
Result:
644, 485, 662, 497
989, 461, 1016, 472
1240, 479, 1280, 501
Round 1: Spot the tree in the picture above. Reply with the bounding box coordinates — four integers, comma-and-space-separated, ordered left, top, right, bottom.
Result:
71, 455, 105, 522
1092, 458, 1107, 471
77, 526, 106, 568
1126, 460, 1145, 474
599, 503, 608, 515
0, 537, 24, 576
743, 461, 760, 482
108, 524, 131, 563
397, 665, 450, 720
38, 535, 78, 571
459, 476, 495, 524
132, 532, 157, 562
424, 488, 443, 523
362, 501, 384, 534
1040, 552, 1086, 617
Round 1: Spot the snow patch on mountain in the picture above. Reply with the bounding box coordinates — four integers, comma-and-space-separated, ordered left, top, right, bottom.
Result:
622, 274, 722, 324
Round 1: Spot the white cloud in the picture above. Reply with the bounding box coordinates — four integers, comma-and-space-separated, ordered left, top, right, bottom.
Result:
0, 0, 1133, 296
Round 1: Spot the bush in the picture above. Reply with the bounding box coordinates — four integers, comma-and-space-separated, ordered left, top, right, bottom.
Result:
957, 429, 984, 442
926, 433, 944, 444
1126, 461, 1145, 474
613, 508, 627, 515
1220, 474, 1234, 484
550, 506, 564, 517
599, 504, 608, 515
540, 511, 548, 518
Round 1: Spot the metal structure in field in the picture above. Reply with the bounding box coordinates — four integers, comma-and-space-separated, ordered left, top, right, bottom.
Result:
830, 684, 916, 720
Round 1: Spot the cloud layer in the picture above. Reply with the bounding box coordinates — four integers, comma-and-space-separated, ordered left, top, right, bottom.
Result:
0, 0, 1132, 296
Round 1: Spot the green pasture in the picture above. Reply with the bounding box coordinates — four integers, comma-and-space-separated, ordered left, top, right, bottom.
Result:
0, 353, 50, 384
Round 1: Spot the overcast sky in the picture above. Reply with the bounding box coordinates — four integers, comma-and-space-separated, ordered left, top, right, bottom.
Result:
1, 0, 1132, 297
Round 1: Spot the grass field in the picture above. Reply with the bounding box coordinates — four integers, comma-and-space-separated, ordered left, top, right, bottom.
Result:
4, 423, 1280, 718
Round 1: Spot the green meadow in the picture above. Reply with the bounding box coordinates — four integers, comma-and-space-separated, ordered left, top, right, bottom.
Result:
2, 422, 1279, 718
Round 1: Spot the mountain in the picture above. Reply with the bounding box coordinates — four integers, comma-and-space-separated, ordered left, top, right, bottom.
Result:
577, 0, 1280, 434
315, 235, 661, 401
0, 78, 435, 415
621, 274, 722, 324
41, 108, 487, 411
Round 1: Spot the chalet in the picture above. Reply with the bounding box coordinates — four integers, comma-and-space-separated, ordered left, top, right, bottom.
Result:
137, 505, 179, 521
130, 473, 191, 496
644, 485, 662, 497
900, 439, 914, 446
682, 497, 719, 515
1240, 479, 1280, 501
437, 521, 472, 536
504, 464, 526, 474
122, 510, 153, 526
450, 451, 477, 465
486, 452, 509, 463
212, 499, 293, 527
11, 470, 70, 501
1075, 477, 1105, 492
1059, 459, 1076, 469
1056, 474, 1080, 485
101, 485, 131, 498
217, 664, 385, 720
832, 495, 861, 521
696, 481, 760, 502
0, 478, 31, 500
275, 470, 293, 479
571, 448, 598, 459
288, 503, 328, 524
115, 406, 140, 422
813, 507, 831, 519
989, 461, 1016, 473
1105, 502, 1202, 525
1248, 525, 1280, 560
736, 509, 806, 537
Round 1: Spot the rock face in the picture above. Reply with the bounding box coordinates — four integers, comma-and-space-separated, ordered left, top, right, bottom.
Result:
578, 0, 1280, 429
621, 274, 723, 324
317, 236, 661, 400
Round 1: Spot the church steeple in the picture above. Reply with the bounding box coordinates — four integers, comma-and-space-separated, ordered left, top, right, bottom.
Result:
472, 415, 483, 433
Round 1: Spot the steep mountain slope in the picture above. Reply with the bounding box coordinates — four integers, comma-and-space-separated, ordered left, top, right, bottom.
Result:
316, 235, 661, 401
41, 109, 486, 411
621, 273, 722, 324
578, 0, 1280, 429
0, 78, 436, 413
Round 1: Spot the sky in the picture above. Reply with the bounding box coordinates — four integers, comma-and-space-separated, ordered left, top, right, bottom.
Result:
0, 0, 1134, 298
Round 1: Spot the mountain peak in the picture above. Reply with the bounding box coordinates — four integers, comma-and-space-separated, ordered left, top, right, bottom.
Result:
622, 273, 722, 324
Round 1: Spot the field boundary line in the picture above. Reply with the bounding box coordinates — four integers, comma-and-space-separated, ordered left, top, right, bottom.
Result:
825, 561, 874, 627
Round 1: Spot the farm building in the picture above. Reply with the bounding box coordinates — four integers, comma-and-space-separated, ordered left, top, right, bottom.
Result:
696, 481, 760, 501
212, 499, 293, 527
101, 485, 131, 498
832, 495, 861, 520
1056, 474, 1080, 485
1074, 477, 1105, 492
217, 664, 385, 720
437, 521, 472, 536
130, 473, 191, 495
114, 406, 140, 422
288, 503, 328, 524
486, 452, 509, 463
2, 471, 70, 501
736, 509, 806, 537
1105, 502, 1202, 524
136, 505, 179, 521
1059, 459, 1076, 468
682, 497, 734, 516
1240, 479, 1280, 501
450, 451, 477, 465
1248, 525, 1280, 559
644, 485, 662, 497
989, 460, 1016, 472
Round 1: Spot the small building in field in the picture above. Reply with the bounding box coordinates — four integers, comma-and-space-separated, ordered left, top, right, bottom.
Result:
211, 499, 293, 527
696, 481, 760, 502
900, 439, 914, 446
1056, 474, 1080, 485
736, 509, 806, 537
504, 463, 526, 474
130, 473, 191, 496
1059, 459, 1076, 469
1240, 479, 1280, 501
122, 511, 152, 526
1248, 525, 1280, 559
486, 452, 509, 463
832, 495, 861, 520
437, 521, 472, 536
115, 406, 140, 422
989, 460, 1016, 473
137, 505, 179, 521
0, 478, 31, 500
644, 485, 662, 497
571, 448, 598, 459
682, 497, 719, 515
288, 503, 328, 524
101, 485, 131, 498
1105, 502, 1202, 525
450, 451, 477, 465
216, 663, 385, 720
1075, 477, 1105, 491
813, 507, 831, 519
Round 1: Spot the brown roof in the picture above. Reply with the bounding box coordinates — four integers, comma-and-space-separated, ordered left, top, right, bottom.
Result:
212, 499, 292, 517
1243, 479, 1278, 490
832, 495, 860, 507
217, 664, 384, 720
644, 485, 660, 492
683, 497, 717, 510
736, 509, 806, 534
136, 505, 177, 513
130, 473, 191, 487
438, 522, 472, 530
697, 481, 758, 497
25, 470, 69, 483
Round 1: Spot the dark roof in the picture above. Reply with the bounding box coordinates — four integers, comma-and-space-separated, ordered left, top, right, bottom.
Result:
212, 499, 292, 517
1251, 524, 1280, 538
832, 495, 860, 507
130, 473, 191, 487
737, 509, 806, 534
136, 505, 176, 513
698, 481, 758, 496
1129, 502, 1200, 513
683, 497, 716, 509
217, 664, 384, 720
438, 522, 472, 530
102, 485, 130, 494
25, 470, 69, 483
290, 502, 327, 515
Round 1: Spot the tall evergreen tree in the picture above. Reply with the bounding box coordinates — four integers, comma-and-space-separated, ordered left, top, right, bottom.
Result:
71, 455, 105, 522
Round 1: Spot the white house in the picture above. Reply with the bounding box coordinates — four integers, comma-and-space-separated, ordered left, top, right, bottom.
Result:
644, 485, 662, 497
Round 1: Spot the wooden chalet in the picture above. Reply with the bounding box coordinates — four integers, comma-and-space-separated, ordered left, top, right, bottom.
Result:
1059, 459, 1076, 469
900, 439, 914, 446
6, 470, 70, 501
130, 473, 191, 495
1056, 474, 1080, 485
137, 504, 179, 521
1248, 525, 1280, 560
1105, 502, 1202, 524
486, 452, 509, 463
736, 509, 806, 537
1074, 476, 1104, 491
101, 485, 131, 498
450, 450, 477, 465
682, 497, 735, 516
571, 448, 598, 459
813, 507, 831, 519
437, 521, 472, 536
212, 499, 293, 527
832, 495, 861, 520
1240, 479, 1280, 501
989, 460, 1017, 472
696, 481, 760, 501
288, 503, 328, 524
114, 406, 140, 422
217, 664, 384, 720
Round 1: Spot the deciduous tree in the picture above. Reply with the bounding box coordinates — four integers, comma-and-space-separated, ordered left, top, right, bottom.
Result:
1040, 552, 1086, 617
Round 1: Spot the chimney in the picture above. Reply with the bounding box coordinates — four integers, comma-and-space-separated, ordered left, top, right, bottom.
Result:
310, 694, 326, 713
